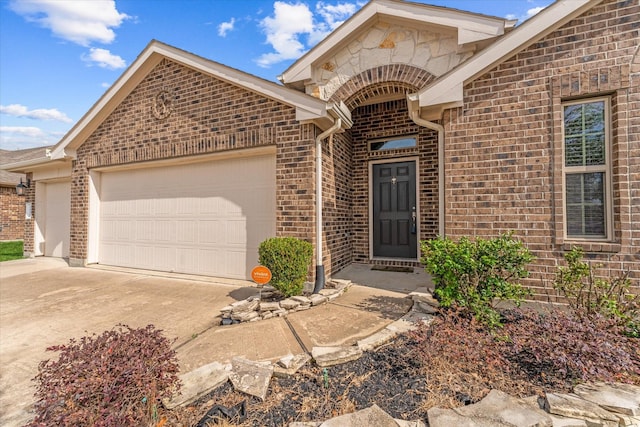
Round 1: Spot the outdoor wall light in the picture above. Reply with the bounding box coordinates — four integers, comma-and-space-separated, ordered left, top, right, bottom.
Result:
16, 178, 30, 196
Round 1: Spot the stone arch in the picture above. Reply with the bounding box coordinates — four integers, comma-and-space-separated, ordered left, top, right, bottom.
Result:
329, 64, 435, 110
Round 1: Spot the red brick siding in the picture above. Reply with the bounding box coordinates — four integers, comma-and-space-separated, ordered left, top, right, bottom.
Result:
443, 0, 640, 298
0, 186, 25, 241
322, 130, 354, 274
70, 59, 317, 268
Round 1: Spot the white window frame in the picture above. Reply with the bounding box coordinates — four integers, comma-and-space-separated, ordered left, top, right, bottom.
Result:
562, 97, 613, 241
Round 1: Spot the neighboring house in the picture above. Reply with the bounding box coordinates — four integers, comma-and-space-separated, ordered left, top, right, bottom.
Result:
0, 148, 50, 241
5, 0, 638, 298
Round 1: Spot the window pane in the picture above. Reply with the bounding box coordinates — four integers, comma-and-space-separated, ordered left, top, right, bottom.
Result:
564, 100, 606, 167
565, 137, 584, 166
566, 172, 605, 237
585, 134, 605, 165
370, 137, 416, 151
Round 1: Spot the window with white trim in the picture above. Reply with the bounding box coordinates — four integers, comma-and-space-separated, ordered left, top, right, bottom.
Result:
563, 97, 612, 239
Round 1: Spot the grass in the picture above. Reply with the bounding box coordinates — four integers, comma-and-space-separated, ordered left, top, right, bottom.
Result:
0, 240, 24, 262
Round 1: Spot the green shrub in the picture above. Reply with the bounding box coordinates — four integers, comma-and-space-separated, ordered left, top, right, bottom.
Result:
420, 233, 533, 328
29, 325, 180, 427
258, 237, 313, 297
554, 247, 640, 337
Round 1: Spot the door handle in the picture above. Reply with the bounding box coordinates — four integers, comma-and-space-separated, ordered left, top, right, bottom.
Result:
411, 206, 417, 234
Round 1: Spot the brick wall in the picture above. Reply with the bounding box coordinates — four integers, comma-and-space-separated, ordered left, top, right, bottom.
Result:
0, 186, 25, 241
350, 98, 439, 266
443, 0, 640, 298
70, 58, 317, 266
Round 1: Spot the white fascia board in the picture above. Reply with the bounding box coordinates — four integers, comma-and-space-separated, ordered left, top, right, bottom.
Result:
416, 0, 602, 108
50, 40, 330, 160
5, 157, 70, 174
280, 0, 510, 85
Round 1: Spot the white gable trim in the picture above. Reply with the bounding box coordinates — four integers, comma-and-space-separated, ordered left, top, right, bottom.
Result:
49, 40, 338, 161
279, 0, 514, 86
411, 0, 603, 119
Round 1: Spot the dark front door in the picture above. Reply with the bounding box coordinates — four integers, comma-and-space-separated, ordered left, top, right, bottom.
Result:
372, 161, 417, 259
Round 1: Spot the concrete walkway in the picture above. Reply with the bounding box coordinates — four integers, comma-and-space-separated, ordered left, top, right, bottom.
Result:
0, 258, 428, 427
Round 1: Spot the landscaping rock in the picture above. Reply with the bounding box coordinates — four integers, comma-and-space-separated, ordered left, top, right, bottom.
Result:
292, 296, 311, 305
312, 346, 363, 367
428, 407, 482, 427
544, 393, 620, 427
259, 301, 281, 312
394, 419, 427, 427
274, 353, 312, 378
309, 294, 328, 306
357, 327, 396, 352
229, 357, 273, 401
280, 299, 300, 310
163, 361, 230, 409
415, 301, 438, 314
319, 404, 400, 427
573, 382, 640, 416
456, 389, 553, 426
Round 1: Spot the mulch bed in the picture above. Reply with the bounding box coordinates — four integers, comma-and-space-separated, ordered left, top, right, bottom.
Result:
167, 334, 431, 426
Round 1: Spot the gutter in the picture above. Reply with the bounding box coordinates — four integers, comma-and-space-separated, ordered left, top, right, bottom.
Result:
313, 118, 342, 294
408, 97, 445, 237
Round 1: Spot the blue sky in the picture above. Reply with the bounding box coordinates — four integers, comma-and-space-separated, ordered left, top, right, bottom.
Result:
0, 0, 551, 151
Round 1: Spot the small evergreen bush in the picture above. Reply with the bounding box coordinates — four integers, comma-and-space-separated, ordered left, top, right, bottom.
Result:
258, 237, 313, 297
29, 324, 180, 427
554, 247, 640, 337
420, 233, 533, 328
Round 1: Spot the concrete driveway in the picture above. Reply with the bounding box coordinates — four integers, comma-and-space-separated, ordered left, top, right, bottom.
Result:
0, 258, 257, 427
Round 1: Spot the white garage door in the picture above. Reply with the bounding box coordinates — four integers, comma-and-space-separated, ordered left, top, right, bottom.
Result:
44, 181, 71, 257
98, 154, 276, 279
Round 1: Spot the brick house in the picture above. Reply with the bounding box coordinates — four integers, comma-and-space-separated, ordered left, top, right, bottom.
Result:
5, 0, 638, 297
0, 148, 50, 241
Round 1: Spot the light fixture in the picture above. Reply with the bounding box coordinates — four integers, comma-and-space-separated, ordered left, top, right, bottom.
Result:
16, 178, 30, 196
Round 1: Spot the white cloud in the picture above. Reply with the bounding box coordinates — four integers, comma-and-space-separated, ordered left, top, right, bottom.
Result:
218, 18, 235, 37
0, 126, 64, 149
0, 104, 73, 123
82, 47, 126, 69
526, 6, 545, 19
9, 0, 129, 46
506, 3, 549, 24
101, 82, 111, 88
256, 1, 359, 68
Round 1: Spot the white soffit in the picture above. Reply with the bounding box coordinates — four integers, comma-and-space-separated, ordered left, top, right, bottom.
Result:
48, 40, 333, 161
280, 0, 513, 85
414, 0, 603, 113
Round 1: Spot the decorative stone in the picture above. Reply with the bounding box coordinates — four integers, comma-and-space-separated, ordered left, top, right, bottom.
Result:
163, 362, 230, 409
312, 346, 363, 367
232, 311, 259, 322
280, 299, 300, 310
455, 389, 553, 426
274, 353, 312, 378
573, 382, 640, 416
545, 393, 620, 426
261, 312, 274, 320
415, 302, 438, 314
309, 294, 328, 306
357, 328, 396, 352
395, 420, 427, 427
229, 357, 273, 401
292, 296, 311, 304
427, 407, 479, 427
319, 404, 398, 427
259, 301, 280, 312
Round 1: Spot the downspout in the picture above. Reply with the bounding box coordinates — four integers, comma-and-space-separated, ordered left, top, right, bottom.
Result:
313, 118, 342, 294
409, 110, 445, 237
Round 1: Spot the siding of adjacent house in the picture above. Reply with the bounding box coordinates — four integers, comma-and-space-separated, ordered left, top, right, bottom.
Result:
0, 186, 25, 241
443, 0, 640, 299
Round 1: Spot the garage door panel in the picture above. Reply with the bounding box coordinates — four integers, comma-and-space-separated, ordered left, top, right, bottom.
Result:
99, 154, 275, 279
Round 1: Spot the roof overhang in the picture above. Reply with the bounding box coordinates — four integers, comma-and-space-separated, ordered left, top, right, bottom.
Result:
48, 40, 346, 161
410, 0, 603, 120
280, 0, 515, 86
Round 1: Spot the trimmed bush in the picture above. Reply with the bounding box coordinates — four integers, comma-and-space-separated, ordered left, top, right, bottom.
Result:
554, 247, 640, 337
420, 233, 533, 328
29, 324, 180, 427
258, 237, 313, 297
